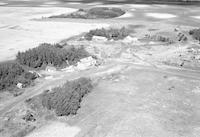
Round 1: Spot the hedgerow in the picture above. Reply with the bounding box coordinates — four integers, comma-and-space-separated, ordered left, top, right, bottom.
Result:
42, 77, 93, 116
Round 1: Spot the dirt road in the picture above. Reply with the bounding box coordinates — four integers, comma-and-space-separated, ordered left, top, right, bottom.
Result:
1, 60, 200, 117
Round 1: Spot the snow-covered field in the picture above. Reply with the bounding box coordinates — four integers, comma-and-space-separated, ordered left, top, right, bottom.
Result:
0, 4, 200, 62
0, 7, 108, 61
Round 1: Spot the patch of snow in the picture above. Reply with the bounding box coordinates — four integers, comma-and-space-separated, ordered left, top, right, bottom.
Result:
122, 36, 139, 44
94, 5, 122, 8
192, 87, 200, 93
0, 2, 7, 5
62, 66, 75, 72
92, 36, 107, 41
149, 41, 156, 45
67, 2, 82, 5
44, 1, 61, 5
129, 4, 150, 8
27, 122, 80, 137
130, 8, 136, 11
87, 2, 102, 6
146, 13, 176, 19
192, 16, 200, 19
40, 5, 55, 7
77, 56, 97, 70
45, 76, 53, 80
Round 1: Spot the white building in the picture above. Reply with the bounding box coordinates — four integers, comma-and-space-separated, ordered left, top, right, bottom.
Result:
92, 36, 107, 41
17, 83, 23, 89
77, 56, 97, 70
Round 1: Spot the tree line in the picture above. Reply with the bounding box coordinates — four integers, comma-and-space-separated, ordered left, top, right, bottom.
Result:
0, 61, 36, 91
16, 43, 89, 68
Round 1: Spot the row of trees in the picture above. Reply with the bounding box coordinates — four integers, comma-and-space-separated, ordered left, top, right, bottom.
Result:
42, 77, 93, 116
0, 61, 36, 91
85, 27, 129, 41
16, 43, 89, 68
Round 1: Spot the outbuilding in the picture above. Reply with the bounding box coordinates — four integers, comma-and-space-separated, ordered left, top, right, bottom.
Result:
92, 36, 107, 41
17, 83, 23, 89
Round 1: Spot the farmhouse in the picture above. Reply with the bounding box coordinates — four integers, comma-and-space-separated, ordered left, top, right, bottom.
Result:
92, 36, 107, 41
77, 56, 97, 70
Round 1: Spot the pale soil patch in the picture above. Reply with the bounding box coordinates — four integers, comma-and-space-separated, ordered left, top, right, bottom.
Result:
146, 13, 177, 19
26, 122, 80, 137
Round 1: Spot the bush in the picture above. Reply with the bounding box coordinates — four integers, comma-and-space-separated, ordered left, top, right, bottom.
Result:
16, 43, 89, 68
0, 61, 36, 91
189, 28, 200, 41
42, 77, 93, 116
85, 27, 129, 41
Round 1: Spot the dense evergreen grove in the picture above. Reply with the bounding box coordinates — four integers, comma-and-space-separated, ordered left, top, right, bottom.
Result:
16, 43, 89, 68
85, 27, 129, 41
0, 61, 36, 91
41, 77, 93, 116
